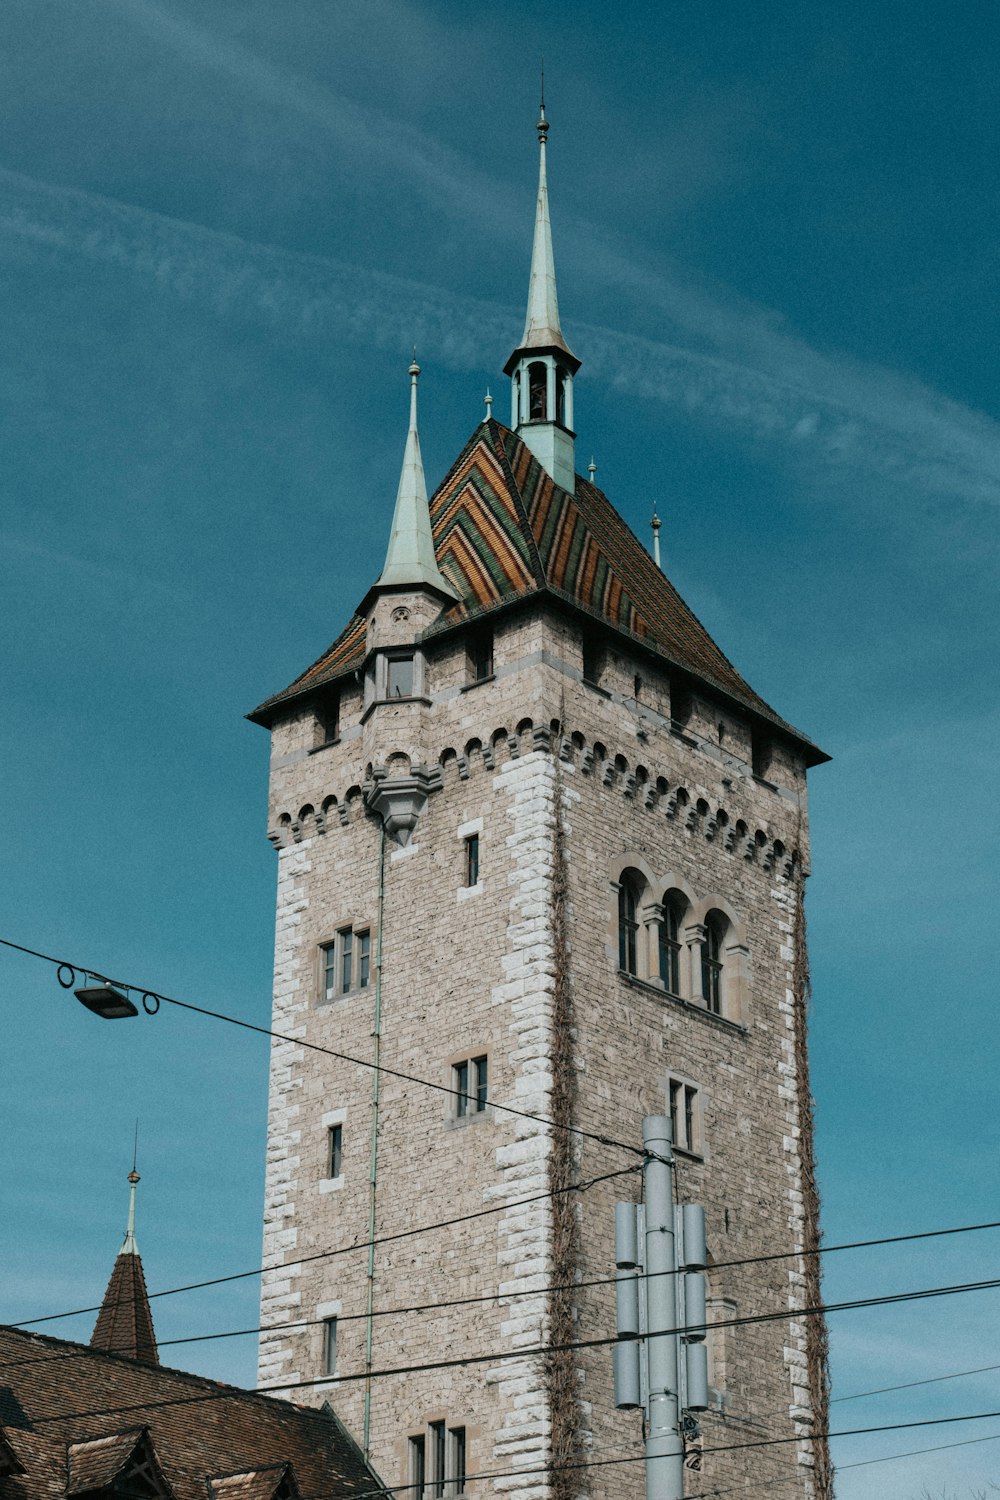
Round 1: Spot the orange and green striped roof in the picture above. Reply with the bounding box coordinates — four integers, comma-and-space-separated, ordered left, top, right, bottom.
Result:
251, 420, 820, 755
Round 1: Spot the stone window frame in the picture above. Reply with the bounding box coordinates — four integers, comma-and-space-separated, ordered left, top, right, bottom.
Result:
319, 1108, 347, 1194
456, 818, 484, 901
608, 857, 750, 1024
314, 1297, 341, 1388
404, 1417, 470, 1499
318, 924, 373, 1003
706, 1293, 737, 1411
444, 1047, 491, 1127
665, 1070, 705, 1159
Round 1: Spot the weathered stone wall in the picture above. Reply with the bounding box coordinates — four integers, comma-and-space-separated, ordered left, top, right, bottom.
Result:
256, 603, 825, 1499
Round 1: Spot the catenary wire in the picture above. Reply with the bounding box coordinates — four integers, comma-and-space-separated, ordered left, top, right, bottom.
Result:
15, 1272, 1000, 1420
7, 1162, 641, 1341
0, 935, 641, 1158
10, 1207, 1000, 1340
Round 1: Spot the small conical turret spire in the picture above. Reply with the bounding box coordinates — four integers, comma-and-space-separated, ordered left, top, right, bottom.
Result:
376, 360, 457, 598
651, 507, 662, 570
91, 1164, 159, 1365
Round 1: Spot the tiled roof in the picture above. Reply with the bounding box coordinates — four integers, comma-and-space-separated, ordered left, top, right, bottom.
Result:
250, 421, 821, 756
90, 1253, 158, 1367
0, 1326, 386, 1500
207, 1462, 299, 1500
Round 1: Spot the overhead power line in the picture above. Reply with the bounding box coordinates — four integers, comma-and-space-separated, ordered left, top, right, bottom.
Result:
11, 1204, 1000, 1342
17, 1271, 1000, 1424
0, 935, 642, 1159
9, 1161, 640, 1335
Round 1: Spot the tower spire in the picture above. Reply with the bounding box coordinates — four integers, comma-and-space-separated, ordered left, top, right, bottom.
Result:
503, 94, 581, 493
91, 1163, 159, 1365
376, 359, 457, 598
518, 87, 574, 360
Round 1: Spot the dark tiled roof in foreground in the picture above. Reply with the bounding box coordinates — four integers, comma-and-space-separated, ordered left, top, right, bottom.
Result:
0, 1326, 385, 1500
90, 1253, 158, 1367
251, 421, 822, 757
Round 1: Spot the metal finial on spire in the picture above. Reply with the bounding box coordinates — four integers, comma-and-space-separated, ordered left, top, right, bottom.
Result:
484, 388, 493, 419
651, 507, 662, 570
538, 64, 548, 140
122, 1162, 140, 1256
588, 457, 597, 482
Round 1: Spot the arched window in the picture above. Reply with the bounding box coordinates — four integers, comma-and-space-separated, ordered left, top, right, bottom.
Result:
618, 870, 643, 975
659, 893, 686, 996
528, 362, 547, 420
702, 912, 726, 1015
555, 365, 567, 425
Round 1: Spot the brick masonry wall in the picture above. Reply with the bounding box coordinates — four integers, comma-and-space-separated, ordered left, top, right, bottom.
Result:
256, 603, 825, 1499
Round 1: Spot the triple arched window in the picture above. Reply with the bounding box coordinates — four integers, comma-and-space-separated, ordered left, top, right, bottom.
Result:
613, 868, 747, 1022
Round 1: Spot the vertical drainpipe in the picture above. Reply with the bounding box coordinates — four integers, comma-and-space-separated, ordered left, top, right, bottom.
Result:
363, 816, 386, 1459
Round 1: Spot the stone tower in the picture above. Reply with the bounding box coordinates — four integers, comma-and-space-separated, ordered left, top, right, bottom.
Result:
251, 105, 830, 1500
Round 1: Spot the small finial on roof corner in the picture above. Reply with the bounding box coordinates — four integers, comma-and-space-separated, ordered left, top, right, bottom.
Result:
651, 506, 663, 570
588, 456, 597, 482
484, 387, 493, 419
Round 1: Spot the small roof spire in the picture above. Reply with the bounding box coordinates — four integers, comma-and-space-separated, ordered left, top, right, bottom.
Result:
588, 456, 597, 482
91, 1164, 159, 1365
509, 91, 577, 367
484, 387, 493, 419
651, 507, 662, 570
376, 359, 457, 599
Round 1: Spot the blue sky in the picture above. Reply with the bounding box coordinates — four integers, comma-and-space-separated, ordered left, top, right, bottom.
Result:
1, 3, 998, 1494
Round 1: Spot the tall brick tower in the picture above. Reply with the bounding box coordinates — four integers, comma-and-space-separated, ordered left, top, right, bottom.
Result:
250, 102, 830, 1500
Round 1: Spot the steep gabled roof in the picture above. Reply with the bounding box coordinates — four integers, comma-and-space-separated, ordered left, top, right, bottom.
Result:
250, 421, 824, 759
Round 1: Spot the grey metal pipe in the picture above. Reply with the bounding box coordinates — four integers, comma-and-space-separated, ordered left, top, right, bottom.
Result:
642, 1115, 685, 1500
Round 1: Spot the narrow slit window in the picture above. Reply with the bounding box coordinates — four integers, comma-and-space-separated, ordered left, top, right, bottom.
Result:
464, 834, 480, 887
321, 942, 337, 1002
408, 1436, 425, 1500
430, 1420, 446, 1499
323, 1316, 337, 1376
450, 1427, 466, 1496
328, 1124, 342, 1179
358, 930, 371, 989
340, 928, 354, 994
618, 876, 640, 976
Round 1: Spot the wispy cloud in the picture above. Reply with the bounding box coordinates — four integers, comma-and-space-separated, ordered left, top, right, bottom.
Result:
3, 154, 1000, 516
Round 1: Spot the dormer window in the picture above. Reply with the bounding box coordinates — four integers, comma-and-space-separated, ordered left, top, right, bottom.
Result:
387, 654, 414, 698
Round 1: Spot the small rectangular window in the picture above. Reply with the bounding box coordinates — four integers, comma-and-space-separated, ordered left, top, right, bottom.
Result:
455, 1055, 488, 1117
387, 654, 415, 698
328, 1124, 343, 1179
464, 834, 479, 887
340, 928, 353, 994
358, 930, 371, 989
316, 692, 339, 745
430, 1421, 446, 1499
668, 1078, 701, 1155
408, 1436, 426, 1500
468, 629, 493, 683
323, 1317, 337, 1376
582, 630, 602, 685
